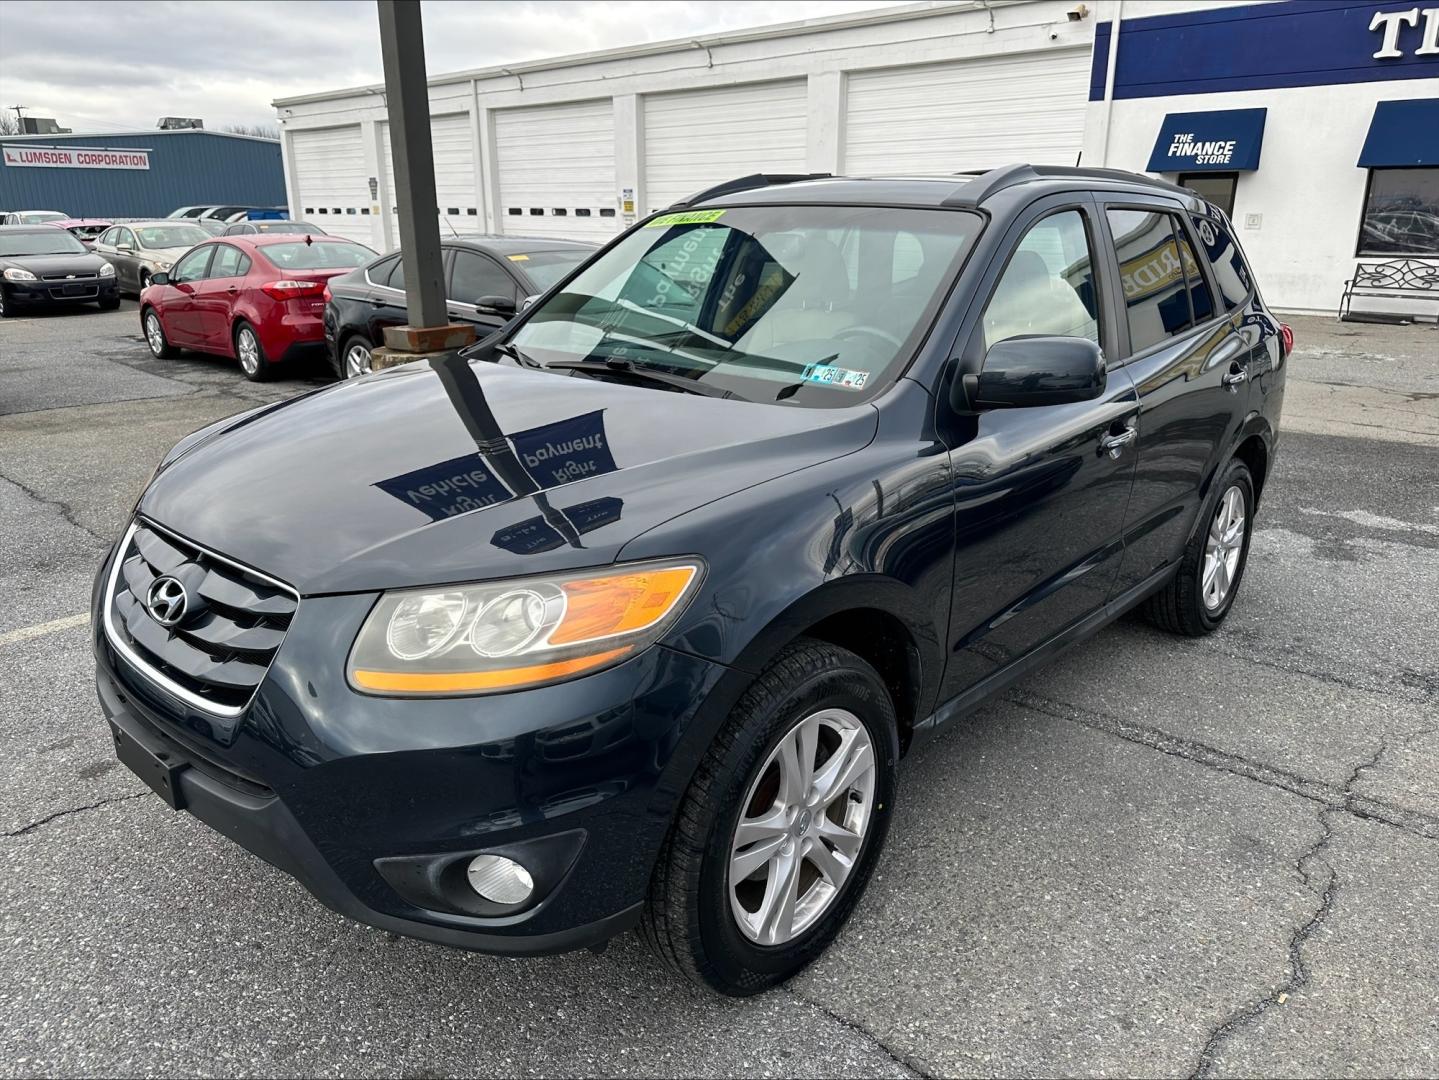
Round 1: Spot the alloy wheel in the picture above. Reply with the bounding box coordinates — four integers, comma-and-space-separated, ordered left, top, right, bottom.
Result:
145, 314, 165, 356
237, 328, 260, 376
728, 707, 876, 946
345, 341, 373, 378
1202, 484, 1246, 611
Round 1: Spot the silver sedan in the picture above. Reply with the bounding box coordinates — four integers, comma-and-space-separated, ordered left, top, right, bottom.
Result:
91, 221, 213, 295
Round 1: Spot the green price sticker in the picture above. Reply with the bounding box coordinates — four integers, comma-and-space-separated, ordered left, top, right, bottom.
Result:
644, 209, 727, 228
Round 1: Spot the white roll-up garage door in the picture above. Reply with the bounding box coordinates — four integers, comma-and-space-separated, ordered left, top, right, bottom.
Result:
494, 99, 617, 242
641, 80, 808, 213
290, 125, 372, 243
843, 49, 1090, 175
380, 113, 480, 237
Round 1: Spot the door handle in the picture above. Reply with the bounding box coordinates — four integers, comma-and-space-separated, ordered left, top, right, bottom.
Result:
1222, 364, 1248, 387
226, 286, 238, 294
1099, 425, 1137, 459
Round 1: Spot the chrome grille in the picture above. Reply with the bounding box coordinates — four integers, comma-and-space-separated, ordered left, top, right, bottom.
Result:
40, 272, 97, 281
104, 519, 298, 715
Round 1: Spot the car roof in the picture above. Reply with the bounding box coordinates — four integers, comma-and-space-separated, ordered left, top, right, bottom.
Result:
118, 219, 211, 229
442, 234, 598, 253
0, 224, 72, 233
689, 165, 1208, 214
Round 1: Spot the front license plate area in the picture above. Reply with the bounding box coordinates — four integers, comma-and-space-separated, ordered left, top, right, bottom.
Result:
110, 720, 188, 810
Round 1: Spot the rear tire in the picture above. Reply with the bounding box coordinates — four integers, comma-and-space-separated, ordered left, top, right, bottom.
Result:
640, 638, 899, 996
1143, 457, 1255, 636
143, 308, 178, 358
335, 333, 374, 380
234, 321, 272, 382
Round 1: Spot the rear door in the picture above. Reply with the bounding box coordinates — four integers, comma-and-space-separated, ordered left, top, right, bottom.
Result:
192, 243, 251, 352
359, 254, 410, 345
447, 248, 521, 333
1093, 197, 1251, 598
939, 196, 1140, 697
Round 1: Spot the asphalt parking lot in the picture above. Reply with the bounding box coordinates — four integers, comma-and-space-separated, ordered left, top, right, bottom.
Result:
1, 301, 1435, 1078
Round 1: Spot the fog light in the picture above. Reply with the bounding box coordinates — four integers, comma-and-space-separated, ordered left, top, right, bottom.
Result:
466, 854, 534, 905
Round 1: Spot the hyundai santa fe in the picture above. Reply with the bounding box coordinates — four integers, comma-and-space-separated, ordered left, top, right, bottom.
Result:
93, 165, 1288, 994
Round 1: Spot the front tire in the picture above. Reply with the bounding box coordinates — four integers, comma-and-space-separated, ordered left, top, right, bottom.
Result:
143, 309, 178, 358
640, 638, 899, 995
1143, 457, 1255, 636
234, 321, 272, 381
99, 297, 120, 311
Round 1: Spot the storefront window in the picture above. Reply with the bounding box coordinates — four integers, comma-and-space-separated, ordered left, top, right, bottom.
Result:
1358, 168, 1439, 256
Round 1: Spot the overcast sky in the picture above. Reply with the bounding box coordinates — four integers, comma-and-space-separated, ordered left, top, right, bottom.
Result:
0, 0, 905, 134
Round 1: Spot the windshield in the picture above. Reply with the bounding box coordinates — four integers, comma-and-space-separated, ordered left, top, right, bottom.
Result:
19, 211, 67, 224
510, 205, 979, 406
137, 224, 210, 249
0, 231, 89, 256
67, 224, 109, 239
514, 248, 591, 290
262, 240, 374, 269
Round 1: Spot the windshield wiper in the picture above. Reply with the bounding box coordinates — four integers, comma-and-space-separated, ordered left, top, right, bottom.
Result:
545, 358, 746, 401
493, 341, 544, 368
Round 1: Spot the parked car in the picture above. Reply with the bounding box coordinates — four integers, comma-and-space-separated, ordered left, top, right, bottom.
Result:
167, 206, 220, 219
324, 236, 595, 379
0, 210, 69, 225
223, 220, 326, 237
192, 219, 228, 236
92, 220, 213, 295
138, 233, 376, 379
0, 224, 120, 316
49, 218, 113, 247
195, 205, 260, 225
94, 166, 1288, 994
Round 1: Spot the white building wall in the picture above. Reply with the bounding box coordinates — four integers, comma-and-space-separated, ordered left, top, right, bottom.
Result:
274, 0, 1096, 248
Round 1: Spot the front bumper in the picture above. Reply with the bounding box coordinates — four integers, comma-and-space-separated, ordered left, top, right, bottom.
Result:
92, 559, 735, 955
4, 278, 118, 305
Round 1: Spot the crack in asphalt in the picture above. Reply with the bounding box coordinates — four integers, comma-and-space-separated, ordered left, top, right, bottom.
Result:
0, 469, 109, 546
785, 987, 933, 1079
1188, 741, 1387, 1079
1007, 689, 1439, 842
4, 793, 145, 838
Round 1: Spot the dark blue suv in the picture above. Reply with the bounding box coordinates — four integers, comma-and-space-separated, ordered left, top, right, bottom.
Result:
94, 165, 1287, 994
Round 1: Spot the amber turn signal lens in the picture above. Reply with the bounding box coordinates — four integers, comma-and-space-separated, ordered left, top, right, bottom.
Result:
352, 646, 632, 694
549, 566, 698, 646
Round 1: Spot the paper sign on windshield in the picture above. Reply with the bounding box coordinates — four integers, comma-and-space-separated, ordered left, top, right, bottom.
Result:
644, 210, 726, 228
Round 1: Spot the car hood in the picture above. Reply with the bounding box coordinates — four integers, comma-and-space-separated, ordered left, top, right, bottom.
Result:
139, 359, 878, 594
0, 251, 109, 275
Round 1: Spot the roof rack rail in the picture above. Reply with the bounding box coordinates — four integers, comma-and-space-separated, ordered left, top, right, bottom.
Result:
669, 173, 832, 209
1029, 164, 1193, 196
941, 164, 1039, 207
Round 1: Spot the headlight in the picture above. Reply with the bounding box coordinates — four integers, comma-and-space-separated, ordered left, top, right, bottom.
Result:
3, 267, 37, 282
152, 259, 173, 272
348, 559, 702, 696
98, 262, 115, 277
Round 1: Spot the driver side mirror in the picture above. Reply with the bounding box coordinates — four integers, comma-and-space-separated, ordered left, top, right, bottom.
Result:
150, 272, 169, 286
956, 336, 1106, 411
476, 294, 517, 317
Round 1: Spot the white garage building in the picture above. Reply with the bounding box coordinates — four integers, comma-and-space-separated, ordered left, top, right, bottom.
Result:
272, 0, 1095, 248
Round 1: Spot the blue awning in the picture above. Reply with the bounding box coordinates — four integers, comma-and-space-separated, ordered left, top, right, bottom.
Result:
1358, 99, 1439, 168
1147, 108, 1267, 173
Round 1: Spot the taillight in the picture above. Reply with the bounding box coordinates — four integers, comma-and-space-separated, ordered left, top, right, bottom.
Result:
261, 279, 326, 300
1280, 323, 1294, 357
322, 284, 332, 303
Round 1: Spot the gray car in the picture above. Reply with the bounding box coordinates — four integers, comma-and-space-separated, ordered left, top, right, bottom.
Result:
91, 220, 213, 295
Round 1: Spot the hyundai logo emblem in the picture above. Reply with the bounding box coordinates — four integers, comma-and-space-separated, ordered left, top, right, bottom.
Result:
145, 575, 189, 627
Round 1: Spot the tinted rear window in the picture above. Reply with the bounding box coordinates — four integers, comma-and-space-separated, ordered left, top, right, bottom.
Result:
262, 241, 374, 269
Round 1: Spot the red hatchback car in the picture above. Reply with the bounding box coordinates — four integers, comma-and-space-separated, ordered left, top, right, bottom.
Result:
139, 234, 375, 380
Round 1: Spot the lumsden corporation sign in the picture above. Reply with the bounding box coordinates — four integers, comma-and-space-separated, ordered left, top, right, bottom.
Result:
1, 145, 150, 170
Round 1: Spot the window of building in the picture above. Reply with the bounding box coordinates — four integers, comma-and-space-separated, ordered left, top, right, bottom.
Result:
1178, 172, 1238, 218
982, 209, 1100, 350
1107, 208, 1211, 352
1358, 168, 1439, 256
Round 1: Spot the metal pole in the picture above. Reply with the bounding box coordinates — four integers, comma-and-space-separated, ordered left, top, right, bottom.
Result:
377, 0, 447, 329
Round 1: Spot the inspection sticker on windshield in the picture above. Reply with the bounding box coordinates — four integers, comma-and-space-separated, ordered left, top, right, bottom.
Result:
644, 209, 726, 228
801, 364, 870, 390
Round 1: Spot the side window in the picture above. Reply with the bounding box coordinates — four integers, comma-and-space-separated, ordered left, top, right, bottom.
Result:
1190, 213, 1252, 312
169, 247, 212, 284
983, 209, 1101, 350
235, 253, 252, 277
367, 254, 398, 287
386, 258, 406, 291
209, 244, 244, 278
450, 250, 517, 304
115, 227, 136, 249
1172, 215, 1216, 324
97, 228, 116, 246
1106, 208, 1199, 352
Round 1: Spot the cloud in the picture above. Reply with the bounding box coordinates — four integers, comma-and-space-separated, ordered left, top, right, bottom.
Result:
0, 0, 901, 132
